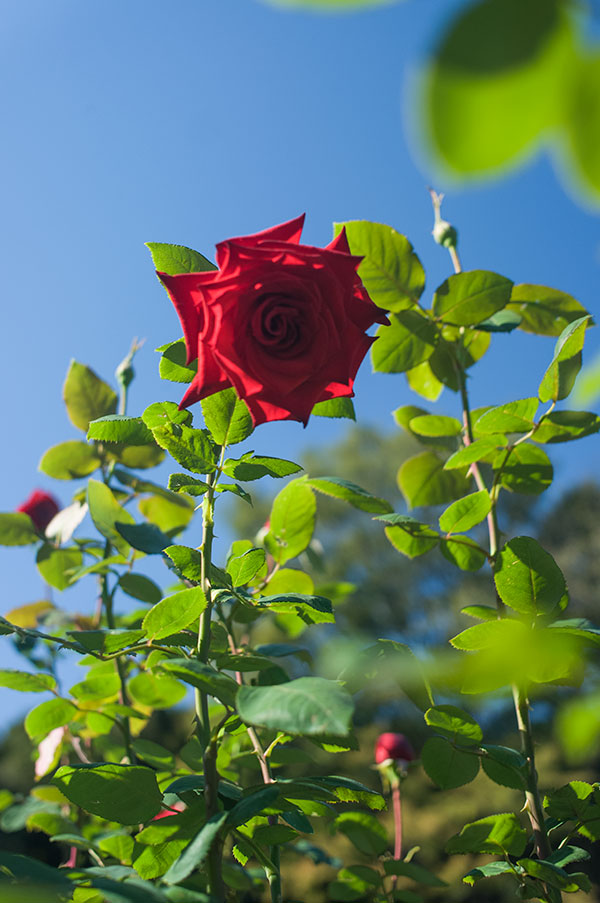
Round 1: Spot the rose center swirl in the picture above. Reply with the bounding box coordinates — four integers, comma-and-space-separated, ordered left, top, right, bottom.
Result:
250, 293, 311, 358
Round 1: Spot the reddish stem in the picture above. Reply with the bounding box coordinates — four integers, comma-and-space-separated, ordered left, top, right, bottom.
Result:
392, 780, 403, 867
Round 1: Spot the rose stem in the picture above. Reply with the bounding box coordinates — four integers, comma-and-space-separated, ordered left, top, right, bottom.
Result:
196, 466, 226, 902
227, 633, 283, 903
432, 192, 555, 869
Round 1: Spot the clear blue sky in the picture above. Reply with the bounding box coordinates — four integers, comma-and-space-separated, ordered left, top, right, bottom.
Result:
1, 0, 598, 719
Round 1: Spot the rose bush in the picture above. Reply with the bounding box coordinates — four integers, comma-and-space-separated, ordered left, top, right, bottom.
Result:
16, 489, 60, 532
158, 214, 388, 425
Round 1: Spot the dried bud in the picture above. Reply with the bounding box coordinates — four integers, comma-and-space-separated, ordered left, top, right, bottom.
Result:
17, 490, 60, 533
375, 732, 415, 767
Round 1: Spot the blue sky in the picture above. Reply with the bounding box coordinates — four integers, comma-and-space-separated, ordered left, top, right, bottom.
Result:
1, 0, 598, 718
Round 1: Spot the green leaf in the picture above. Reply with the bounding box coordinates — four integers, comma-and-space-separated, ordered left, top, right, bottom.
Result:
226, 785, 281, 826
371, 311, 437, 373
381, 515, 439, 558
25, 698, 77, 740
142, 587, 206, 640
440, 535, 487, 571
87, 479, 135, 556
0, 513, 40, 545
53, 763, 162, 824
215, 482, 252, 505
445, 813, 528, 856
474, 397, 538, 434
70, 673, 120, 702
128, 672, 186, 709
405, 360, 444, 401
516, 857, 586, 892
131, 739, 176, 770
266, 478, 316, 564
341, 638, 434, 713
164, 544, 203, 582
39, 441, 101, 480
439, 490, 491, 534
152, 424, 216, 474
162, 811, 227, 885
544, 780, 598, 822
0, 850, 74, 891
450, 618, 526, 651
141, 401, 192, 429
425, 704, 482, 746
477, 309, 522, 332
533, 410, 600, 443
168, 473, 209, 497
158, 339, 198, 385
63, 360, 117, 432
0, 669, 56, 693
481, 744, 527, 790
462, 861, 515, 885
433, 271, 513, 326
36, 542, 83, 590
67, 629, 145, 654
107, 444, 165, 470
494, 536, 566, 615
383, 860, 447, 886
495, 443, 553, 494
398, 451, 471, 508
257, 593, 334, 625
335, 811, 388, 856
200, 387, 253, 446
311, 397, 356, 420
138, 494, 194, 532
146, 241, 216, 275
223, 453, 302, 481
236, 677, 353, 737
444, 437, 506, 469
159, 659, 238, 707
118, 573, 162, 605
307, 476, 392, 514
334, 221, 425, 311
539, 316, 591, 402
226, 548, 266, 585
87, 416, 155, 446
509, 284, 590, 336
421, 737, 479, 789
408, 414, 462, 437
425, 0, 568, 176
116, 521, 172, 554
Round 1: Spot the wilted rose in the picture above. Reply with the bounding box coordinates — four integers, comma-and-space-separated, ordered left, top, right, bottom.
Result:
158, 215, 388, 426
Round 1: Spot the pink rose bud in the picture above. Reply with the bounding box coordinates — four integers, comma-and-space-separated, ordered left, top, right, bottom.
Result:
17, 490, 60, 533
375, 732, 415, 766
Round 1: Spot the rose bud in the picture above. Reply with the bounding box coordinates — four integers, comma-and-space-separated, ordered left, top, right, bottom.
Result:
375, 732, 416, 768
157, 214, 389, 426
17, 490, 60, 533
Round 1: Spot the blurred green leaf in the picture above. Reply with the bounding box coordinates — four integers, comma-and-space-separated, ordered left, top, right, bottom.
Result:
87, 479, 135, 556
398, 451, 471, 507
63, 360, 117, 432
39, 441, 101, 480
37, 543, 82, 590
509, 284, 590, 336
0, 513, 40, 546
335, 811, 388, 856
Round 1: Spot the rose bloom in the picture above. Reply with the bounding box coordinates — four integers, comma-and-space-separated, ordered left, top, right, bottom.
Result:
375, 732, 416, 766
17, 490, 60, 533
158, 215, 388, 426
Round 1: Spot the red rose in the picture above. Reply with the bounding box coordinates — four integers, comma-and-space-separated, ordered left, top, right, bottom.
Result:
158, 215, 388, 426
375, 732, 416, 766
17, 490, 60, 533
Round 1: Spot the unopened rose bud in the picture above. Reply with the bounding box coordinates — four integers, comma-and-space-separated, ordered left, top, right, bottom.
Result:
375, 732, 415, 767
432, 219, 458, 249
17, 490, 60, 533
116, 357, 135, 389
